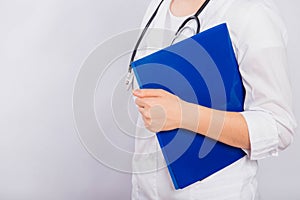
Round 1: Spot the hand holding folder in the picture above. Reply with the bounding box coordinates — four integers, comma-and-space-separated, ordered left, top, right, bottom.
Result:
131, 23, 246, 189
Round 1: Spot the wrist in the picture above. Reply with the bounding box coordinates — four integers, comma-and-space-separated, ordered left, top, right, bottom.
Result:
178, 101, 201, 132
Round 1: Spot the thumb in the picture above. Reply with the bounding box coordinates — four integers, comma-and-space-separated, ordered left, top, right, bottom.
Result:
133, 89, 165, 98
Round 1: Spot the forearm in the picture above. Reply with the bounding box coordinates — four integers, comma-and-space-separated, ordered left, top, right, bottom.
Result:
180, 101, 250, 150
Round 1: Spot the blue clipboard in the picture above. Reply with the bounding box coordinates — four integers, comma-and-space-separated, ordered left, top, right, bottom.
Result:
131, 23, 246, 189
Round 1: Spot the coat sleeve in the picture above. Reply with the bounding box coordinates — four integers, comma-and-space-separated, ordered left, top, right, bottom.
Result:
236, 3, 297, 160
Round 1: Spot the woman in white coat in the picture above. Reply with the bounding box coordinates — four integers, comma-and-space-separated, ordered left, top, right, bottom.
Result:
130, 0, 297, 199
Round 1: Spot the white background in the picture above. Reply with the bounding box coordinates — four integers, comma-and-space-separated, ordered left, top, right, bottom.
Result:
0, 0, 299, 199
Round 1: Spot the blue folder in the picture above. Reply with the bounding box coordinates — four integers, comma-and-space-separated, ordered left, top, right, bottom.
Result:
131, 23, 246, 189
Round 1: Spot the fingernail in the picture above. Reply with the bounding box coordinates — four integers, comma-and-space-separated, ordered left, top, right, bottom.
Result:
133, 89, 140, 95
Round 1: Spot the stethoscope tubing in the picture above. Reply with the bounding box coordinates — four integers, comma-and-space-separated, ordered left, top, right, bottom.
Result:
126, 0, 210, 89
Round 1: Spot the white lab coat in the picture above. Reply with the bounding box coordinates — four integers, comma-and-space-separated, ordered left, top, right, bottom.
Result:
131, 0, 297, 199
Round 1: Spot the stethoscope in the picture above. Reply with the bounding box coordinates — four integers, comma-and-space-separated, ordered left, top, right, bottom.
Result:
126, 0, 211, 90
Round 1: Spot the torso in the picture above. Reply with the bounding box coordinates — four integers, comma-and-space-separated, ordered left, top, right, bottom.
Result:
132, 0, 286, 199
